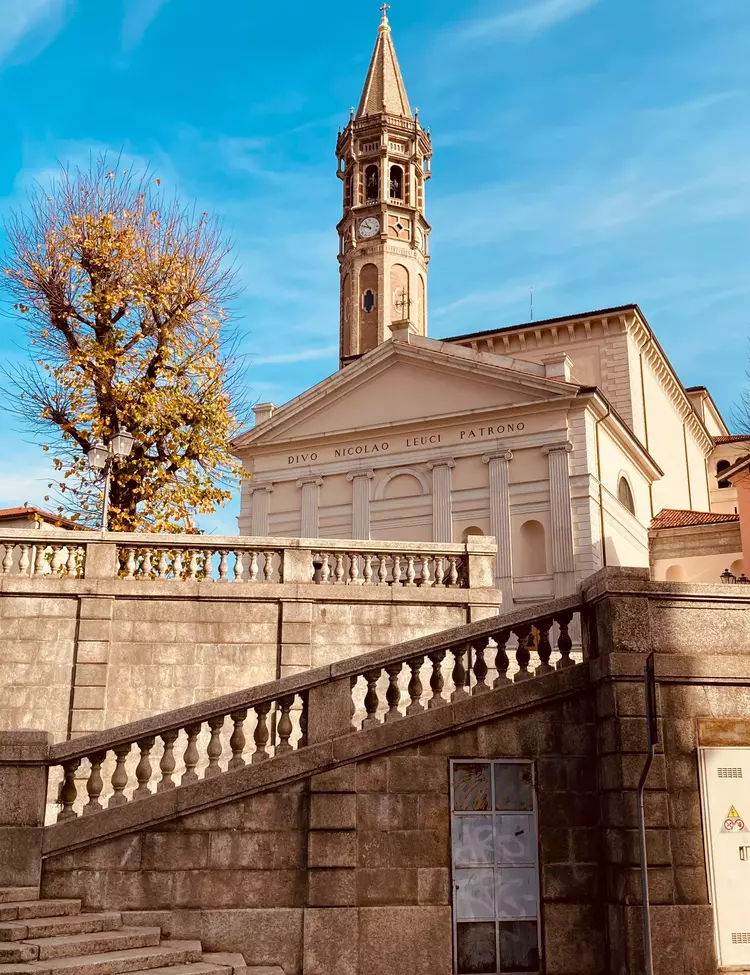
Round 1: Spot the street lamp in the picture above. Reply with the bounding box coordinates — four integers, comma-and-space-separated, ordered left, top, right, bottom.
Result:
85, 429, 134, 530
720, 569, 736, 584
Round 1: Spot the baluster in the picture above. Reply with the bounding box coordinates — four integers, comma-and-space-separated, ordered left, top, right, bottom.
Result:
50, 545, 65, 575
362, 669, 382, 728
173, 549, 184, 579
276, 697, 295, 754
536, 619, 554, 676
419, 557, 432, 588
253, 703, 271, 762
319, 553, 331, 583
556, 612, 575, 669
34, 544, 47, 576
181, 724, 201, 785
229, 709, 248, 769
385, 663, 403, 721
133, 737, 155, 799
57, 760, 80, 821
350, 676, 358, 730
83, 752, 106, 815
204, 716, 224, 777
428, 649, 447, 708
450, 645, 470, 701
299, 692, 309, 747
157, 549, 169, 579
406, 656, 425, 715
18, 544, 30, 577
514, 626, 533, 681
334, 553, 345, 584
248, 551, 259, 582
218, 550, 230, 582
188, 550, 199, 580
202, 549, 213, 580
446, 555, 459, 587
233, 550, 245, 581
1, 543, 12, 575
493, 631, 512, 687
142, 548, 153, 578
391, 554, 402, 586
125, 548, 136, 579
109, 744, 131, 807
263, 551, 275, 582
348, 553, 360, 584
434, 556, 445, 587
363, 554, 374, 584
66, 546, 78, 577
472, 637, 490, 694
377, 554, 388, 585
158, 730, 179, 791
404, 555, 417, 587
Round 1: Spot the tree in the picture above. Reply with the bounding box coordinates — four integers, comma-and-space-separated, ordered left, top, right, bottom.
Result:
2, 159, 245, 532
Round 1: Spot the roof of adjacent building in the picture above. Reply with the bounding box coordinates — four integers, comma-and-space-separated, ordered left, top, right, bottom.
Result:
357, 11, 412, 119
651, 508, 740, 530
0, 505, 80, 529
713, 434, 750, 444
442, 304, 639, 344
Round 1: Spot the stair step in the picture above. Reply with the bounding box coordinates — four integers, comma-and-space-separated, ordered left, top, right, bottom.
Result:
0, 894, 39, 908
0, 947, 37, 965
0, 915, 123, 944
25, 928, 161, 962
201, 956, 246, 975
125, 966, 234, 975
0, 905, 81, 925
0, 940, 203, 975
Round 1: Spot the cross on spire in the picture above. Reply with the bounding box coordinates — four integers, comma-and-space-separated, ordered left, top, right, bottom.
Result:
379, 3, 391, 27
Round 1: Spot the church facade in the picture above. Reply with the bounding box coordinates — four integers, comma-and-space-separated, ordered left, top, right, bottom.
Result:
231, 10, 742, 609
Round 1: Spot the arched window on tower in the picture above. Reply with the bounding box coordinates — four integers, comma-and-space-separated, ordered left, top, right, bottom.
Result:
344, 173, 353, 210
365, 165, 379, 202
389, 165, 403, 201
617, 476, 636, 515
717, 459, 732, 489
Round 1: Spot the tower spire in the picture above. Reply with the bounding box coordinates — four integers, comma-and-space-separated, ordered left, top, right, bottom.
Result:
357, 6, 411, 119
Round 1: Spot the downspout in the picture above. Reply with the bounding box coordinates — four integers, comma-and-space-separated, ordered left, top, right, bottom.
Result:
595, 402, 610, 569
639, 352, 654, 520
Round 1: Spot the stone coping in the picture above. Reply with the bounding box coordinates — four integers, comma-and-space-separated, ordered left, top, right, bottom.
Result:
48, 591, 581, 764
43, 663, 590, 857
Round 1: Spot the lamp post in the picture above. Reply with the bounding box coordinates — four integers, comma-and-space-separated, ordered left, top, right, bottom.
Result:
85, 429, 135, 530
720, 568, 737, 584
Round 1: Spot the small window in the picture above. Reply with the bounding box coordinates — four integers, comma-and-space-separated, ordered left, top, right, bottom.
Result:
363, 289, 376, 313
365, 164, 379, 202
717, 459, 732, 489
617, 476, 636, 515
389, 164, 403, 200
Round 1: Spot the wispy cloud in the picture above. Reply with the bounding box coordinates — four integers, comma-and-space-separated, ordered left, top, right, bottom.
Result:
456, 0, 600, 43
122, 0, 170, 52
0, 0, 68, 65
251, 346, 338, 366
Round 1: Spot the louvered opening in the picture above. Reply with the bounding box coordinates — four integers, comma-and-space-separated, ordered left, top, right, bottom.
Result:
731, 932, 750, 944
718, 768, 743, 778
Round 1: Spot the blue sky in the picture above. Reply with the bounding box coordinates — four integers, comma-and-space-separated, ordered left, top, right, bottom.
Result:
0, 0, 748, 534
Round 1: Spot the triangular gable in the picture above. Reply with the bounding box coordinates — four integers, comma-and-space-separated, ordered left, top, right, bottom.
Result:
234, 340, 578, 450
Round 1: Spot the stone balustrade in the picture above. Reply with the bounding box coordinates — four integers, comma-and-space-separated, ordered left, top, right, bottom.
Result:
0, 529, 492, 587
44, 594, 582, 824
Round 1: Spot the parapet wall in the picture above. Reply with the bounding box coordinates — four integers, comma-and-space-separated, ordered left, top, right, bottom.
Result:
0, 530, 500, 740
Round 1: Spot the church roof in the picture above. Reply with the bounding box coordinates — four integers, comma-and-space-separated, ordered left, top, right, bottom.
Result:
442, 304, 639, 344
356, 9, 412, 119
651, 508, 740, 530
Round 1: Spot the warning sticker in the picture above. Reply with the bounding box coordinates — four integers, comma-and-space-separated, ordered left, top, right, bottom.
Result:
723, 805, 746, 832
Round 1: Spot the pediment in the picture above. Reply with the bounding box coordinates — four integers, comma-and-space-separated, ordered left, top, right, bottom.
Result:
234, 342, 577, 450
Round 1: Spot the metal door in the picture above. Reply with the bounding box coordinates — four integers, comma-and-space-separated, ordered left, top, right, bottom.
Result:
699, 747, 750, 967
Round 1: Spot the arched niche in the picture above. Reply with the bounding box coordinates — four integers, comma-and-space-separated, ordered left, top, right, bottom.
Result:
617, 475, 636, 515
375, 467, 429, 501
517, 519, 547, 576
665, 564, 687, 582
461, 526, 485, 543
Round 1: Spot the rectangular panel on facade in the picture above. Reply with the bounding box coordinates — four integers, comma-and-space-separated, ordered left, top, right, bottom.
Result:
451, 759, 541, 975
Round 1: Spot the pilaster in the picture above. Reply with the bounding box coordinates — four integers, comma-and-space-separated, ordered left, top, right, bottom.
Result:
543, 441, 576, 597
482, 450, 514, 608
249, 483, 274, 537
427, 459, 455, 544
297, 476, 324, 539
347, 470, 375, 540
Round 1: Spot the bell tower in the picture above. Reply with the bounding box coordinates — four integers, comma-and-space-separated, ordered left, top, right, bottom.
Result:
336, 5, 433, 367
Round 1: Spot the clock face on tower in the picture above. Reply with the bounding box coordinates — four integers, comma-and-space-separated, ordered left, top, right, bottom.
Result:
359, 217, 380, 239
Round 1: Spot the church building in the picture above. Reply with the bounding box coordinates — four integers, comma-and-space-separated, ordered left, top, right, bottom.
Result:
231, 8, 743, 609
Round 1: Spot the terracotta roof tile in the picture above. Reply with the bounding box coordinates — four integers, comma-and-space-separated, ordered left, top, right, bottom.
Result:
651, 508, 740, 530
713, 435, 750, 444
0, 505, 80, 528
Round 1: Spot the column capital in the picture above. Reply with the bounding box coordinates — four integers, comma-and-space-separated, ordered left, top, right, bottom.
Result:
248, 481, 274, 495
542, 441, 573, 456
482, 450, 513, 464
296, 476, 324, 489
427, 458, 456, 471
346, 469, 375, 482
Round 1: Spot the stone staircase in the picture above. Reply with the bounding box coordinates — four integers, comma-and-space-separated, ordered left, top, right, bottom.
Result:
0, 888, 261, 975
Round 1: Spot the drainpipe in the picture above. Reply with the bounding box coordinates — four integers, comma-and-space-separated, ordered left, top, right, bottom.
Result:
594, 401, 611, 568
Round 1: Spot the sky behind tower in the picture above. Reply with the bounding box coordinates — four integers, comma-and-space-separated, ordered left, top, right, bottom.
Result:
0, 0, 748, 533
